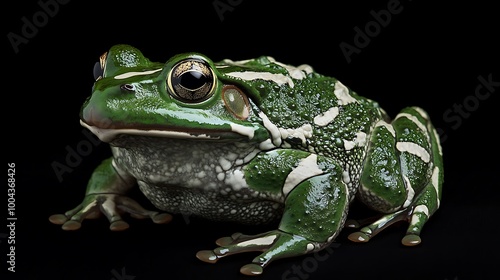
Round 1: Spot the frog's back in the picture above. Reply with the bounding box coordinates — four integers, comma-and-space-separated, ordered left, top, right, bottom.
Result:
216, 56, 385, 155
215, 56, 385, 198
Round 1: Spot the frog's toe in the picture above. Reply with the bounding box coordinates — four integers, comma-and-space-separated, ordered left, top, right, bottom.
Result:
240, 263, 264, 276
347, 231, 371, 243
48, 214, 69, 225
62, 220, 82, 231
151, 213, 173, 224
401, 234, 421, 246
215, 236, 234, 246
196, 231, 276, 267
109, 220, 130, 231
49, 214, 84, 231
196, 250, 219, 264
50, 194, 172, 230
345, 219, 361, 228
215, 232, 245, 246
49, 202, 101, 230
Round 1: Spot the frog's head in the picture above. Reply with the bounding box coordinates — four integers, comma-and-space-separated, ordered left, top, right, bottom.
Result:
81, 44, 272, 145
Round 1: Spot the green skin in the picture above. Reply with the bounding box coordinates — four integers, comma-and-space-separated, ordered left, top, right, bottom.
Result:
49, 44, 444, 276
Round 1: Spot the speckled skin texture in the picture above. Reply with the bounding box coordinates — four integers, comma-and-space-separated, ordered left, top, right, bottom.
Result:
112, 136, 283, 224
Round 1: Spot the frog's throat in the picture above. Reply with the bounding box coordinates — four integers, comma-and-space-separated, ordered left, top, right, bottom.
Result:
80, 120, 251, 143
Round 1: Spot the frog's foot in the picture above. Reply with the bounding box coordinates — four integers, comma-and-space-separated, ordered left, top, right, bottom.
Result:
348, 207, 411, 244
49, 193, 172, 231
349, 166, 443, 246
347, 202, 433, 246
196, 230, 316, 276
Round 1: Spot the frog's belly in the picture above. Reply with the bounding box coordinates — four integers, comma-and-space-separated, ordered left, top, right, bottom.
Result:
138, 182, 284, 225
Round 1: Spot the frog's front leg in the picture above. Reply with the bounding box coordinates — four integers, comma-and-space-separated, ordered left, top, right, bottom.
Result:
197, 150, 349, 276
348, 107, 444, 246
49, 158, 172, 231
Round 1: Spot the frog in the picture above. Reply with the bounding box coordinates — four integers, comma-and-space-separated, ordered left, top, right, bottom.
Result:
49, 44, 444, 276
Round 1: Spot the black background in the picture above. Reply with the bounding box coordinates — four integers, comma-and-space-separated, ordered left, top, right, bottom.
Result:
3, 0, 499, 280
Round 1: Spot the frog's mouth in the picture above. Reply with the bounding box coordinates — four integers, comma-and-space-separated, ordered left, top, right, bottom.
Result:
80, 120, 255, 143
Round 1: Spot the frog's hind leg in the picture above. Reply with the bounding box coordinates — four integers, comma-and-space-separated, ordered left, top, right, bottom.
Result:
197, 153, 349, 276
350, 107, 443, 246
401, 115, 443, 245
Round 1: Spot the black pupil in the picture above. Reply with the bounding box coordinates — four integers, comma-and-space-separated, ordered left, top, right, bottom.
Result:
179, 71, 208, 90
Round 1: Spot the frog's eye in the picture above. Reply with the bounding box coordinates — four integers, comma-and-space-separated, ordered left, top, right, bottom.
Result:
222, 85, 250, 120
167, 58, 216, 103
93, 52, 107, 81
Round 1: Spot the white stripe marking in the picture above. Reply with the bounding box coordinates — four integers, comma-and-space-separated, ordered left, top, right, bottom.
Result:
270, 58, 313, 80
410, 205, 430, 226
114, 68, 162, 79
396, 142, 430, 163
297, 64, 314, 75
81, 120, 219, 142
396, 113, 428, 134
431, 166, 441, 208
230, 123, 255, 139
402, 175, 415, 208
226, 71, 295, 87
279, 124, 313, 145
412, 107, 429, 120
343, 132, 367, 151
432, 128, 443, 156
259, 112, 282, 147
237, 235, 277, 247
314, 107, 339, 127
375, 120, 396, 137
259, 139, 275, 150
282, 154, 323, 196
334, 81, 357, 105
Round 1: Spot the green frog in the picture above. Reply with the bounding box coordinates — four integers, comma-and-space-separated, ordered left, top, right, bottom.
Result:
49, 44, 444, 276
